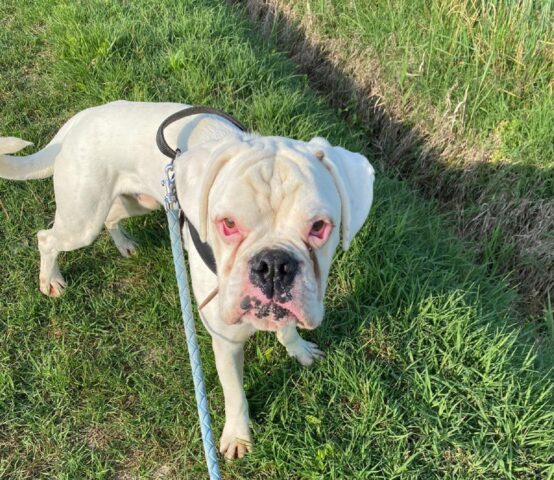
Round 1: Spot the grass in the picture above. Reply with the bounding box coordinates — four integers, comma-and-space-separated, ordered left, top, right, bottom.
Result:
243, 0, 553, 313
277, 0, 554, 179
1, 0, 553, 478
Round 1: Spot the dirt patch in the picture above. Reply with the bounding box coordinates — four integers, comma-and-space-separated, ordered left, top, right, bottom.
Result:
84, 425, 112, 450
239, 0, 553, 314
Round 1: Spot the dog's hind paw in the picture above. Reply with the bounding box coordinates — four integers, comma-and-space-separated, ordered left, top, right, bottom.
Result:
108, 226, 138, 257
40, 273, 66, 298
116, 235, 138, 258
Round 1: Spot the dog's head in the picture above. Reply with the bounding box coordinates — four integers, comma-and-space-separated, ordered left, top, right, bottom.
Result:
176, 134, 374, 331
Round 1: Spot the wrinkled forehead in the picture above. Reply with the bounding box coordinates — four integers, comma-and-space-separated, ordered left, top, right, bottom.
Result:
209, 140, 340, 224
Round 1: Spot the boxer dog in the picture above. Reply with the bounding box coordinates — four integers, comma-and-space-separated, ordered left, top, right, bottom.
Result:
0, 101, 374, 459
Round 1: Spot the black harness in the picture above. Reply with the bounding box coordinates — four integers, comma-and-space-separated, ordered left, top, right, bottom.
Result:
156, 106, 249, 275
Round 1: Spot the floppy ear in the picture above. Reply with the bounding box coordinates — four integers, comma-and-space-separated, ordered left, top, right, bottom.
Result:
309, 137, 375, 250
198, 141, 248, 241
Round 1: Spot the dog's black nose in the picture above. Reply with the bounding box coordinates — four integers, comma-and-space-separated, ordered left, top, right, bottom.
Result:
249, 249, 299, 302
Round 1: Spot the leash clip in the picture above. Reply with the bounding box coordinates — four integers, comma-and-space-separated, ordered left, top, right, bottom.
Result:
162, 150, 180, 211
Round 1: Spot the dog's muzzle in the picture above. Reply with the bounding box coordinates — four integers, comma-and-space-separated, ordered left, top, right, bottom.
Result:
248, 248, 299, 303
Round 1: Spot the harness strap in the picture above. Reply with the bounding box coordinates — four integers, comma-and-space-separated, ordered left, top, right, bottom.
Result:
156, 106, 249, 274
180, 211, 217, 274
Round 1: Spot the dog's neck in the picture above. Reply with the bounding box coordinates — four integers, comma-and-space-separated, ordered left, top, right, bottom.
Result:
187, 120, 253, 150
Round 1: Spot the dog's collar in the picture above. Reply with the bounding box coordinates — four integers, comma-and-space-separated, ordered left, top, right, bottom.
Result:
179, 211, 217, 275
156, 105, 249, 159
157, 105, 249, 276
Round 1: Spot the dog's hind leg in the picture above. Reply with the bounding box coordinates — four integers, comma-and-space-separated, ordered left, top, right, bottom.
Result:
38, 219, 107, 297
104, 194, 160, 257
37, 230, 66, 297
37, 186, 113, 297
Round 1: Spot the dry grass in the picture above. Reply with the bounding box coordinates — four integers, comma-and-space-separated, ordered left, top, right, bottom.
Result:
239, 0, 553, 314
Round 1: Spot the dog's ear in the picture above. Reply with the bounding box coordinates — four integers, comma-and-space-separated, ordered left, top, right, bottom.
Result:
198, 142, 246, 241
308, 137, 375, 250
198, 152, 233, 241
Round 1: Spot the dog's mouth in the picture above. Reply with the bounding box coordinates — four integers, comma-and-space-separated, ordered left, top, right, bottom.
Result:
238, 295, 303, 331
241, 295, 291, 320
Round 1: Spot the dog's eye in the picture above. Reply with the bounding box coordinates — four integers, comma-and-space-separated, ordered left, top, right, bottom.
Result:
220, 217, 240, 238
311, 220, 324, 233
309, 219, 329, 240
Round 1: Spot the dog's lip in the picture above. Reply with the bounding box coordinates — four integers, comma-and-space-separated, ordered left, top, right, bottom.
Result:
233, 293, 314, 329
240, 295, 297, 316
242, 300, 295, 319
241, 305, 313, 330
231, 303, 314, 330
241, 298, 288, 310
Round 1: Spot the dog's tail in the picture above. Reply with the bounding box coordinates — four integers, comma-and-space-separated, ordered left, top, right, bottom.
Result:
0, 136, 55, 180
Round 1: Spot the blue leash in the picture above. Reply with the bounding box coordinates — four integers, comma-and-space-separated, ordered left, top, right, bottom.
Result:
157, 106, 249, 478
163, 159, 221, 480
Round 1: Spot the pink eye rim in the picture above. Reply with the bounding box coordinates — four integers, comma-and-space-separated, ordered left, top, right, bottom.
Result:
219, 217, 240, 237
309, 219, 332, 240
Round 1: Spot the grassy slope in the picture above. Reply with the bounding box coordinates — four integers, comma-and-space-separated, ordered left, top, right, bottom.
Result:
252, 0, 553, 312
1, 0, 553, 478
280, 0, 554, 181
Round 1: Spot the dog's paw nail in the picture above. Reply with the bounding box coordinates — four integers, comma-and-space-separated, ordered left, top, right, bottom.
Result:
48, 285, 63, 297
222, 439, 252, 460
110, 228, 138, 257
119, 246, 136, 257
40, 277, 66, 297
51, 281, 66, 297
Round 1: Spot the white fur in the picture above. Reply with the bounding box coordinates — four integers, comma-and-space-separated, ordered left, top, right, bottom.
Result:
0, 101, 375, 459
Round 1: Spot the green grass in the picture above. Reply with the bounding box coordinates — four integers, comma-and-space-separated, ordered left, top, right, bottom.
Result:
281, 0, 554, 184
1, 0, 553, 478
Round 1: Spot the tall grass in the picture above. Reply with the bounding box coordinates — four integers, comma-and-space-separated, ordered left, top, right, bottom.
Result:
298, 0, 554, 177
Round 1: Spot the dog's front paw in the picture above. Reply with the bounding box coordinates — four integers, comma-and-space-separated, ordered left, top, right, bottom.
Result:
219, 423, 252, 460
286, 339, 325, 367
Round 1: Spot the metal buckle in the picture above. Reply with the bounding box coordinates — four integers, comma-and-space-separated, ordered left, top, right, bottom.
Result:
162, 149, 180, 211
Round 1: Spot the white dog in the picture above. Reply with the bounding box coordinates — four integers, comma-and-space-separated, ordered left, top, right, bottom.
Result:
0, 101, 374, 459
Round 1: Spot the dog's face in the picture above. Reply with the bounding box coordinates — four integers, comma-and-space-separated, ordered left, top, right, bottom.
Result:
180, 135, 374, 332
208, 142, 342, 331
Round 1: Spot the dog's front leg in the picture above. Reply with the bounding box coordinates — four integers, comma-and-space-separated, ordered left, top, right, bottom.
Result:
212, 336, 252, 460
